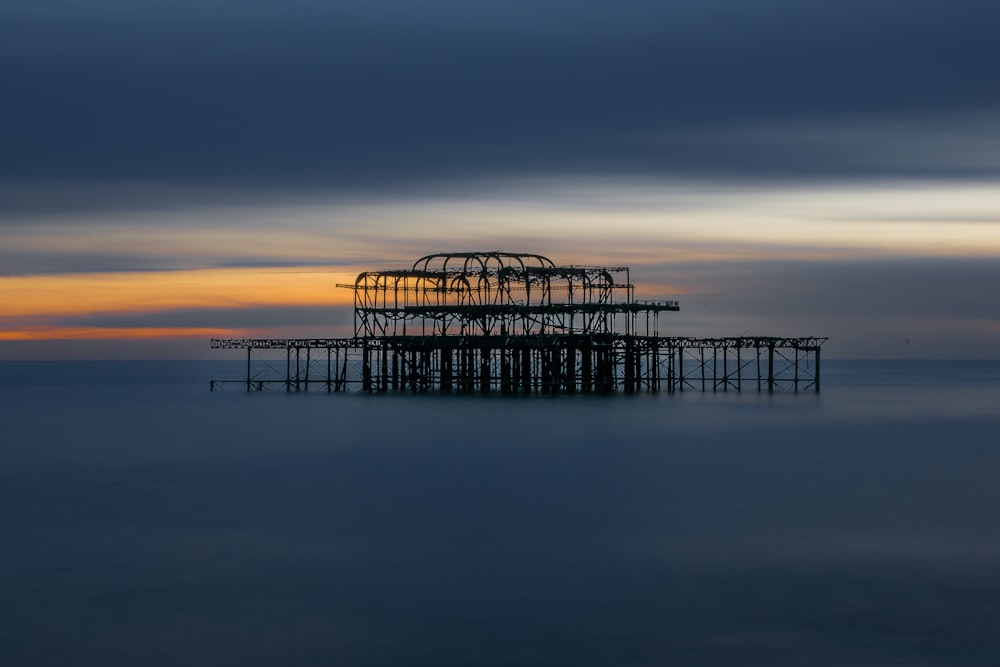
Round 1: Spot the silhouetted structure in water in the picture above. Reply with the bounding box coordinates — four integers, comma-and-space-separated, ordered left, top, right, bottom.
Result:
210, 252, 825, 393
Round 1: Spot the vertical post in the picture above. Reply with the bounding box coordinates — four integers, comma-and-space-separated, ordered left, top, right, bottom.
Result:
501, 346, 511, 394
480, 347, 491, 393
381, 344, 389, 392
410, 349, 418, 393
392, 349, 400, 390
722, 343, 728, 392
522, 347, 532, 394
624, 339, 635, 394
551, 345, 561, 395
564, 345, 575, 394
768, 343, 775, 393
678, 346, 684, 392
333, 348, 340, 391
441, 347, 452, 393
362, 344, 372, 392
327, 347, 332, 392
286, 346, 291, 392
794, 346, 800, 392
756, 344, 761, 392
246, 346, 252, 392
736, 344, 741, 392
421, 348, 431, 392
814, 346, 822, 393
335, 348, 341, 391
296, 347, 302, 391
712, 346, 718, 392
700, 347, 706, 392
635, 342, 643, 392
540, 348, 550, 394
305, 346, 311, 391
651, 341, 659, 393
511, 346, 520, 393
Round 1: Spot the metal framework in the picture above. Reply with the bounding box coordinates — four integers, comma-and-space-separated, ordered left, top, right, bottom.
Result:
210, 252, 826, 394
345, 251, 677, 338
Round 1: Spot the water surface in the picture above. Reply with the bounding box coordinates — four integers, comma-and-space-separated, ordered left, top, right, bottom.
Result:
2, 360, 999, 665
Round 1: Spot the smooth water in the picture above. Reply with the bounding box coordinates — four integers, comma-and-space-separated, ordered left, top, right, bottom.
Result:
2, 360, 999, 665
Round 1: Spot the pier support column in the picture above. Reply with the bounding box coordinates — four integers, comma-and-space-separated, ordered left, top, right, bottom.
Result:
421, 348, 432, 392
464, 347, 475, 393
722, 344, 728, 392
756, 345, 761, 392
379, 345, 388, 392
767, 343, 775, 393
815, 346, 821, 393
794, 347, 800, 392
362, 345, 372, 392
305, 347, 311, 391
295, 347, 301, 391
334, 349, 341, 391
409, 350, 418, 393
564, 346, 576, 394
392, 349, 400, 391
624, 340, 635, 394
500, 347, 512, 395
677, 346, 684, 393
521, 348, 532, 394
736, 345, 741, 392
480, 347, 491, 393
700, 347, 706, 391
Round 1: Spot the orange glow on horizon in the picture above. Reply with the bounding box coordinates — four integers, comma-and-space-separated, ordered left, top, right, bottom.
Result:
1, 266, 358, 343
2, 267, 357, 321
0, 327, 241, 342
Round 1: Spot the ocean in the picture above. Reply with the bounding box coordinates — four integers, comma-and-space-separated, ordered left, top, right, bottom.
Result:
2, 360, 999, 665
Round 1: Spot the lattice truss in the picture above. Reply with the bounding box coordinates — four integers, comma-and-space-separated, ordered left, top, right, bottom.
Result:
339, 251, 679, 338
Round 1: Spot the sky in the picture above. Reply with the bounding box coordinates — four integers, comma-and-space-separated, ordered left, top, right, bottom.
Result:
2, 0, 999, 359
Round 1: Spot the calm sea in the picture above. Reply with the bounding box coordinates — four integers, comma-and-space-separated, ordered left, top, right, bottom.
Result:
2, 360, 999, 666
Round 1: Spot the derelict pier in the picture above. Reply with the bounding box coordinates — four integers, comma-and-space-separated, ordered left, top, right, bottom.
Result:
210, 252, 825, 394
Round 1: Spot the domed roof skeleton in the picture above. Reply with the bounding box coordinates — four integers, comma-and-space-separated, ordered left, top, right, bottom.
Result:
342, 251, 676, 338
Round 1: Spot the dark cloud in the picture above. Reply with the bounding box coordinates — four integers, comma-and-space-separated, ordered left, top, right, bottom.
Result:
0, 249, 190, 276
0, 243, 364, 276
3, 0, 999, 214
660, 256, 1000, 320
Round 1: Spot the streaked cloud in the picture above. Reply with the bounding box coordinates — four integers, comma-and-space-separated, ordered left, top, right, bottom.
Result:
5, 182, 1000, 278
3, 0, 999, 212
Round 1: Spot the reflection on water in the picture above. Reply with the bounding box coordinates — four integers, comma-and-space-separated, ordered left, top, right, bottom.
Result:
1, 361, 999, 665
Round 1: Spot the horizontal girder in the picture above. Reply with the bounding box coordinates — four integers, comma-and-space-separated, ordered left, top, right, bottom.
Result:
211, 335, 826, 350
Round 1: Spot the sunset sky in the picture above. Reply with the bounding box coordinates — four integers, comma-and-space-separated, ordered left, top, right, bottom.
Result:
3, 0, 999, 359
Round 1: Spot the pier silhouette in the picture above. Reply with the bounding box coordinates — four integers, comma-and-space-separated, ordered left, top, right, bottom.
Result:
210, 252, 825, 393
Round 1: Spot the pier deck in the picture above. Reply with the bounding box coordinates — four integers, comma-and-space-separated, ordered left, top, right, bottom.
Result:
209, 335, 825, 394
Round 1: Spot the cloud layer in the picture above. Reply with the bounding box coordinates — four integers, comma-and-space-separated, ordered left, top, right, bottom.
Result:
3, 0, 1000, 214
